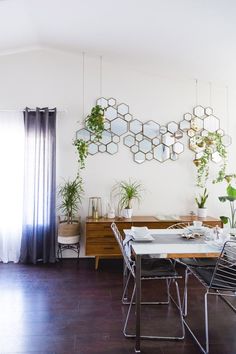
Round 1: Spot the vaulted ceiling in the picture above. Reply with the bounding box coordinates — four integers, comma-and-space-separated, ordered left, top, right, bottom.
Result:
1, 0, 236, 84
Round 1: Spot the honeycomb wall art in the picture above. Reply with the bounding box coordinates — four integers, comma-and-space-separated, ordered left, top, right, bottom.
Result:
75, 98, 231, 164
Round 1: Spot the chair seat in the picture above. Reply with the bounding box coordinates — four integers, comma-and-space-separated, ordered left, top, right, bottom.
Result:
58, 235, 80, 244
141, 258, 179, 278
180, 257, 217, 267
193, 266, 236, 290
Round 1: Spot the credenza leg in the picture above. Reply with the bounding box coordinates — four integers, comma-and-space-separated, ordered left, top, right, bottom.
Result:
95, 256, 99, 270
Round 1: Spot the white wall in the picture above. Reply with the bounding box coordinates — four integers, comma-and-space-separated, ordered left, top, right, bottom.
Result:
0, 48, 235, 256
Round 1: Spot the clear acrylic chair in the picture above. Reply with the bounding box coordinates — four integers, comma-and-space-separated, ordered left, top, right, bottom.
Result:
183, 240, 236, 354
111, 222, 185, 340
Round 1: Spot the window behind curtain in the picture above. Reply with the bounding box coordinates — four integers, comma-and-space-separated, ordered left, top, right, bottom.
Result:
0, 112, 25, 263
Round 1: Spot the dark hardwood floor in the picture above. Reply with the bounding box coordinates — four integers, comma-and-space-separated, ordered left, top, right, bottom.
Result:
0, 259, 235, 354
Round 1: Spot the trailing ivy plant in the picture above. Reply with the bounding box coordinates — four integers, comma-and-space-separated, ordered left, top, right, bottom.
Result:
86, 105, 105, 142
192, 132, 227, 188
73, 138, 88, 169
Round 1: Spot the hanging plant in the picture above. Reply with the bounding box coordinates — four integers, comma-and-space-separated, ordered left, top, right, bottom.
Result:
86, 105, 105, 142
192, 132, 227, 188
73, 138, 88, 169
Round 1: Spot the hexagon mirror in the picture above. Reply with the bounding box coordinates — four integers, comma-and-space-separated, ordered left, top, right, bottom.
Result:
167, 121, 178, 134
193, 105, 205, 118
88, 143, 98, 155
124, 135, 135, 147
153, 144, 170, 162
110, 117, 128, 136
131, 145, 139, 153
100, 130, 112, 145
117, 103, 129, 115
211, 151, 222, 163
139, 139, 152, 153
76, 128, 91, 142
171, 153, 179, 161
162, 132, 175, 146
134, 151, 145, 164
108, 98, 116, 106
105, 106, 117, 121
130, 119, 143, 134
205, 107, 213, 116
179, 120, 190, 131
96, 97, 108, 109
221, 135, 232, 147
175, 130, 183, 139
203, 115, 220, 132
146, 152, 153, 161
191, 117, 203, 132
184, 113, 192, 121
160, 126, 167, 134
143, 120, 160, 139
173, 142, 184, 154
98, 144, 106, 153
106, 142, 118, 154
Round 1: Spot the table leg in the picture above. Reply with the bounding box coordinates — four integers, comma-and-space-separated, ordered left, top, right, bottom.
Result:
135, 254, 141, 353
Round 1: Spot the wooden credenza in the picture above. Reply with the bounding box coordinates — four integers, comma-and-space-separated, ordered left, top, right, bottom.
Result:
85, 216, 222, 269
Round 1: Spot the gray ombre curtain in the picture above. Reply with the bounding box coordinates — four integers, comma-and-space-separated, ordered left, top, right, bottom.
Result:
20, 108, 56, 264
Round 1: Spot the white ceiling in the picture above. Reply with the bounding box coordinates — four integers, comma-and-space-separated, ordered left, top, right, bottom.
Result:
1, 0, 236, 84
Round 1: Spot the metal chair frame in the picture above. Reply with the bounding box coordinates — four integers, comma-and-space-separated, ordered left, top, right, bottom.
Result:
111, 222, 185, 341
183, 240, 236, 354
167, 222, 217, 317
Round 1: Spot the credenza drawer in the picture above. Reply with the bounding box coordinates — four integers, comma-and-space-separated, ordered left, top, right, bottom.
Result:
86, 243, 121, 255
86, 234, 116, 243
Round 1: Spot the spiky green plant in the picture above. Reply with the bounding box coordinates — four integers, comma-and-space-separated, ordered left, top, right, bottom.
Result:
113, 179, 143, 209
58, 175, 84, 223
195, 188, 209, 208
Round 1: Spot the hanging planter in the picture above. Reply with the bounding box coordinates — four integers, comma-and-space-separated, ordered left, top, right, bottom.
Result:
73, 138, 88, 169
86, 104, 105, 142
192, 132, 227, 188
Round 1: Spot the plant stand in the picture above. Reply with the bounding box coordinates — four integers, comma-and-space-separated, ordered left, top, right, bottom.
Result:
57, 235, 80, 262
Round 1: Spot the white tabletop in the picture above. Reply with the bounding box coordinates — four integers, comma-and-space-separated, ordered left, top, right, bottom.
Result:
124, 228, 222, 258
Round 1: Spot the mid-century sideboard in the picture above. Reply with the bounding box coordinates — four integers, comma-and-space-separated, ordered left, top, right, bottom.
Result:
85, 215, 222, 269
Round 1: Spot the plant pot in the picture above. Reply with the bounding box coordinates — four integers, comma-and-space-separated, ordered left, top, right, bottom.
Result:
197, 208, 207, 218
122, 208, 133, 219
58, 222, 80, 236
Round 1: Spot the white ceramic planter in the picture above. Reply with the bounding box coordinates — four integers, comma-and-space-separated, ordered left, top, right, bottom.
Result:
198, 208, 207, 218
122, 208, 133, 218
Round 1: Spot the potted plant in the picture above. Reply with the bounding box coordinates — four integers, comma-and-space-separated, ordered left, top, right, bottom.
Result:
58, 174, 84, 236
219, 177, 236, 235
86, 104, 105, 142
192, 132, 227, 188
113, 179, 143, 218
73, 138, 88, 169
195, 188, 208, 218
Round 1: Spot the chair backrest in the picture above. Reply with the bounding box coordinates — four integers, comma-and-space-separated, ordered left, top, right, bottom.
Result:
111, 222, 135, 276
167, 222, 190, 229
210, 240, 236, 291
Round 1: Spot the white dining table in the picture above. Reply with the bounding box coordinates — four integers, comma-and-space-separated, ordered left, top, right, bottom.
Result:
123, 228, 222, 353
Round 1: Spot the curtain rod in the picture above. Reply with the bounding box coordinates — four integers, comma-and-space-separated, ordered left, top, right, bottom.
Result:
0, 109, 66, 113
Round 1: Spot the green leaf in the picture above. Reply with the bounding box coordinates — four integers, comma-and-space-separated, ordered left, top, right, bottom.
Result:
220, 216, 229, 224
227, 184, 236, 199
218, 196, 228, 203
